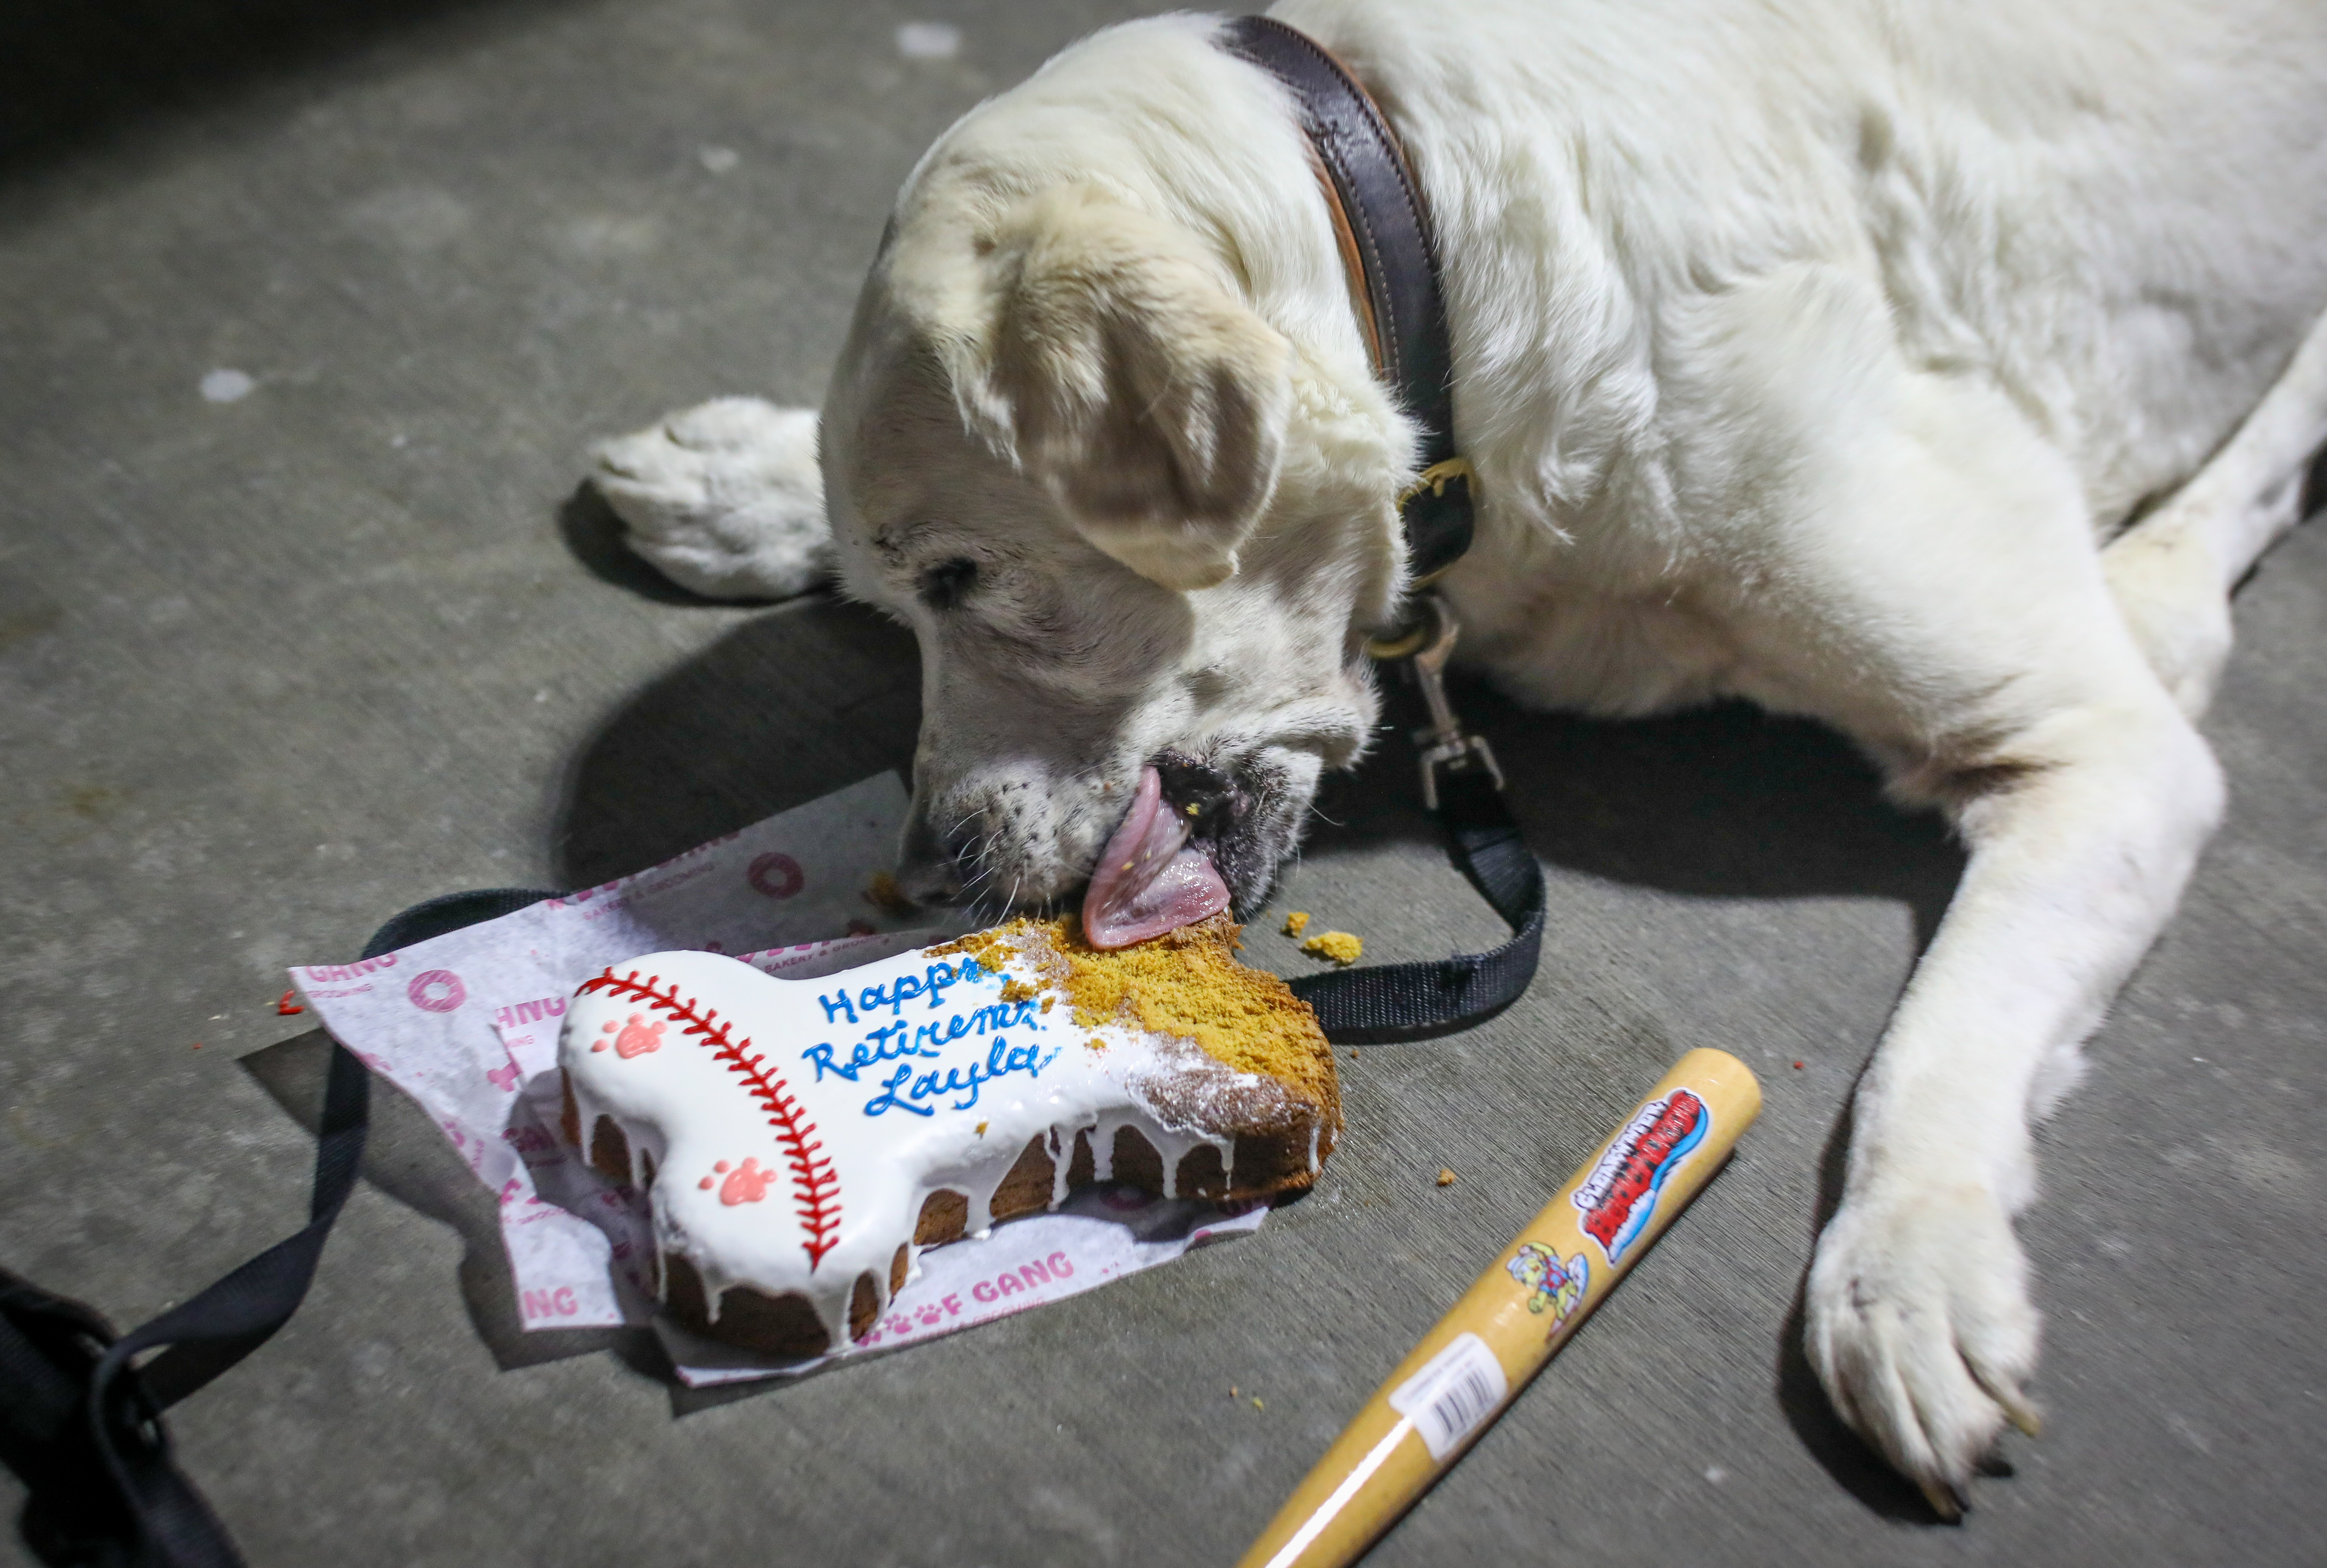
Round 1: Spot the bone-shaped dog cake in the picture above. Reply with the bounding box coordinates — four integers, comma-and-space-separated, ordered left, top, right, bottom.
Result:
558, 913, 1339, 1355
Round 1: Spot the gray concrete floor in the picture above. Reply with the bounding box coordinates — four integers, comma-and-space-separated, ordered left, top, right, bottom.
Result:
4, 2, 2324, 1564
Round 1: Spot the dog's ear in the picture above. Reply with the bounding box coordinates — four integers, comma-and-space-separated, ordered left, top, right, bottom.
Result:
931, 186, 1293, 591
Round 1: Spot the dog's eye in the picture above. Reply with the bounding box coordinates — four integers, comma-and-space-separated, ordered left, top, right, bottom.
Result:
918, 557, 978, 610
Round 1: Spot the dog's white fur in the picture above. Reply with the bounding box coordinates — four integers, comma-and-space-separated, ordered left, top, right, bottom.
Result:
590, 0, 2327, 1510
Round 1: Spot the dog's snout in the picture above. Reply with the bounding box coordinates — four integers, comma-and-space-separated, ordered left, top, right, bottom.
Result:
1155, 751, 1239, 833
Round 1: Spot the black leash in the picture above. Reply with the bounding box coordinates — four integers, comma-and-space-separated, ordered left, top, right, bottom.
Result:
1227, 15, 1547, 1042
1288, 598, 1545, 1043
0, 888, 550, 1568
1287, 760, 1545, 1043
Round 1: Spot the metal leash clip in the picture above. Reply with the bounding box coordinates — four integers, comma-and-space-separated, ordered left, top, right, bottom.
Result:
1365, 592, 1504, 811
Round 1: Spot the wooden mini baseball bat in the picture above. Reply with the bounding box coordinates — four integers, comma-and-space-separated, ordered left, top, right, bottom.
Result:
1236, 1047, 1762, 1568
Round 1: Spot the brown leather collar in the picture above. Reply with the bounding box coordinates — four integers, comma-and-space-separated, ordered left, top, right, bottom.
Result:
1219, 14, 1474, 584
1312, 146, 1388, 375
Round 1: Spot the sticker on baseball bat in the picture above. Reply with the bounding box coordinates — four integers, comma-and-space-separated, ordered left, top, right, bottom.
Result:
1386, 1333, 1509, 1461
1572, 1087, 1711, 1263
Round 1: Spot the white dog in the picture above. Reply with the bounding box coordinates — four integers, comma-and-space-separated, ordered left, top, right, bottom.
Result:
589, 0, 2327, 1514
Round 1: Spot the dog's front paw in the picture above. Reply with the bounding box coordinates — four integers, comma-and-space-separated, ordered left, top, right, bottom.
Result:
590, 398, 829, 600
1806, 1182, 2042, 1518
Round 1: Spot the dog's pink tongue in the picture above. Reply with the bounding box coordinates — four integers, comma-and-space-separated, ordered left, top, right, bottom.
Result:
1082, 766, 1231, 949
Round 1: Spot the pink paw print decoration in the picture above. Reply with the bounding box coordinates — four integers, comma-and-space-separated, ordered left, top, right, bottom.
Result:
592, 1012, 666, 1058
696, 1158, 776, 1206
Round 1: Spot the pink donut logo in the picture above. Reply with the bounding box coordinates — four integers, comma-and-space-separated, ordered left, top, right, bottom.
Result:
407, 969, 467, 1012
747, 852, 805, 899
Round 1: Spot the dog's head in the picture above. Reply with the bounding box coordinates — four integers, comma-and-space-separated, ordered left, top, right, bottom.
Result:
820, 33, 1411, 918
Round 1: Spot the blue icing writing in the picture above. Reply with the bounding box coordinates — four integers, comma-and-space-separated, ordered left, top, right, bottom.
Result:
862, 1037, 1061, 1116
805, 995, 1044, 1086
802, 1021, 932, 1084
822, 958, 987, 1025
862, 1066, 932, 1118
911, 998, 1043, 1052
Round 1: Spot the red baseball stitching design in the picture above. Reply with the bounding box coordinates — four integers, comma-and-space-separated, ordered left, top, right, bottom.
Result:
579, 967, 842, 1268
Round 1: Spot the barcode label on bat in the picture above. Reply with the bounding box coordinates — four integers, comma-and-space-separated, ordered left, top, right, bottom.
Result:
1387, 1332, 1509, 1460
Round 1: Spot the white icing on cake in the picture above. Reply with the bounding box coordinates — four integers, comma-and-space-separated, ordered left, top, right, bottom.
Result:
558, 933, 1319, 1350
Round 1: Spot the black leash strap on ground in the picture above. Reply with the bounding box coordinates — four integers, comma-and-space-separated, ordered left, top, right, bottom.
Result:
0, 888, 550, 1568
1288, 600, 1547, 1043
1287, 764, 1546, 1045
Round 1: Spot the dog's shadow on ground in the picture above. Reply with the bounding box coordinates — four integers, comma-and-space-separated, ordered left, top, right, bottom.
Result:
549, 580, 921, 888
1311, 660, 1962, 946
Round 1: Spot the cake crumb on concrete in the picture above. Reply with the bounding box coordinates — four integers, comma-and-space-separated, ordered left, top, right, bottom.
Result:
1301, 930, 1362, 965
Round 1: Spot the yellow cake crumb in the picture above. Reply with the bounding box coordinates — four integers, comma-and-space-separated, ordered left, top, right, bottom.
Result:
1436, 1167, 1458, 1187
1281, 911, 1310, 937
975, 1120, 988, 1136
1302, 930, 1363, 965
999, 977, 1039, 1003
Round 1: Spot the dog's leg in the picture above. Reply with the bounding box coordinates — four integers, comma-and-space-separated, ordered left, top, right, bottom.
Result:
588, 398, 830, 599
1806, 681, 2221, 1513
1792, 526, 2225, 1513
2102, 309, 2327, 717
1674, 272, 2233, 1511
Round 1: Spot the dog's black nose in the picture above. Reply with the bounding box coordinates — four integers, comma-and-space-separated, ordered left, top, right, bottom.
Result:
895, 810, 963, 905
1155, 751, 1237, 834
